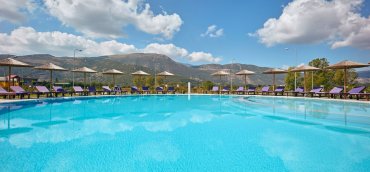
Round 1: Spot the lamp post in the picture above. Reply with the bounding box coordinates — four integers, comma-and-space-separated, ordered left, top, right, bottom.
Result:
285, 48, 298, 90
72, 49, 82, 87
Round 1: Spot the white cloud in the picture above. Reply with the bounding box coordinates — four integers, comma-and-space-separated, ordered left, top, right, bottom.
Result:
143, 43, 188, 58
0, 0, 36, 23
201, 25, 224, 38
252, 0, 370, 49
43, 0, 183, 39
0, 27, 137, 56
188, 52, 222, 63
0, 27, 222, 63
143, 43, 222, 63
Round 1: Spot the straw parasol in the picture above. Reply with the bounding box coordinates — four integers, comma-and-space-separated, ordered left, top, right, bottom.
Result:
211, 70, 230, 93
34, 63, 68, 91
72, 67, 97, 90
102, 69, 124, 86
326, 60, 369, 93
263, 68, 287, 90
235, 69, 255, 90
0, 58, 33, 91
131, 70, 150, 87
157, 71, 174, 86
291, 65, 320, 91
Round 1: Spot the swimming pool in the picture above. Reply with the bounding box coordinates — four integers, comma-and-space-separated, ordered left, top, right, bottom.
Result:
1, 95, 370, 171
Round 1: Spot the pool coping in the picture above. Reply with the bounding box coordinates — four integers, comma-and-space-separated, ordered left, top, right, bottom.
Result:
0, 93, 369, 105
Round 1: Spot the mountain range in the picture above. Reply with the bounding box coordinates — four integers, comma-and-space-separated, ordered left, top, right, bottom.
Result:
0, 53, 293, 86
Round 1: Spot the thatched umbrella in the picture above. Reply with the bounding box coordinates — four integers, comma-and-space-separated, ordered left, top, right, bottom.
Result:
102, 69, 123, 86
0, 58, 33, 91
235, 70, 255, 90
34, 63, 68, 91
72, 67, 97, 90
131, 70, 150, 87
291, 65, 320, 91
263, 68, 287, 90
157, 71, 174, 86
211, 70, 230, 94
326, 60, 369, 93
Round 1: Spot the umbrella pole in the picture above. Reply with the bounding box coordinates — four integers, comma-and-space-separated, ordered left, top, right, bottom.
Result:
294, 72, 297, 90
84, 73, 86, 91
311, 71, 313, 90
273, 74, 275, 91
219, 75, 221, 94
304, 71, 306, 93
113, 74, 116, 87
344, 68, 347, 93
244, 75, 247, 91
8, 66, 11, 92
50, 70, 53, 97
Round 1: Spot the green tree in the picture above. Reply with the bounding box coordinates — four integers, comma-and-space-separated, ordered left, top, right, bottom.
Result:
308, 58, 334, 90
284, 67, 302, 91
201, 80, 214, 90
332, 69, 358, 89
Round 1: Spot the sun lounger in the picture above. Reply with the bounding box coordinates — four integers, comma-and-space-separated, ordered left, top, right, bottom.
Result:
53, 86, 72, 97
317, 87, 343, 98
73, 86, 86, 96
211, 86, 219, 94
10, 86, 31, 99
345, 86, 366, 100
167, 87, 175, 94
221, 86, 230, 94
260, 86, 270, 95
131, 86, 140, 94
34, 86, 52, 98
246, 86, 256, 95
285, 87, 304, 96
305, 87, 324, 97
156, 87, 164, 94
0, 86, 16, 99
113, 86, 123, 95
233, 86, 244, 94
88, 86, 98, 95
141, 86, 150, 94
271, 86, 285, 96
102, 86, 113, 95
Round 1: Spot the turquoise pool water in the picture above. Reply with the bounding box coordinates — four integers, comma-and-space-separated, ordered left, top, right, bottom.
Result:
1, 95, 370, 171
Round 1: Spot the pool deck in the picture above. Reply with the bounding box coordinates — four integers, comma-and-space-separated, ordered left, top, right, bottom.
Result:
1, 93, 369, 104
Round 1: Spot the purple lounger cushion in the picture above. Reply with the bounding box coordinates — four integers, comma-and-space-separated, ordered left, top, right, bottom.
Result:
294, 87, 304, 93
10, 86, 28, 94
235, 86, 244, 92
102, 86, 112, 92
142, 86, 149, 91
73, 86, 84, 92
0, 86, 15, 95
35, 86, 50, 93
247, 86, 256, 92
156, 87, 164, 91
53, 86, 65, 92
168, 87, 175, 92
131, 86, 138, 92
261, 86, 270, 92
309, 87, 323, 93
212, 86, 219, 92
329, 87, 343, 94
275, 86, 285, 92
348, 86, 366, 94
222, 87, 230, 91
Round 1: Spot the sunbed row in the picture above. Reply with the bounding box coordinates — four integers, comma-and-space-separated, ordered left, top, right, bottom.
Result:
210, 85, 369, 100
0, 85, 178, 99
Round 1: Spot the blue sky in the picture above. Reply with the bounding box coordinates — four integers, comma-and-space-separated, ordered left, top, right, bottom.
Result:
0, 0, 369, 68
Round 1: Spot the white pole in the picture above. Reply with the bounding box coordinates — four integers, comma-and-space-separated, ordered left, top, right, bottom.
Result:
188, 82, 191, 94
